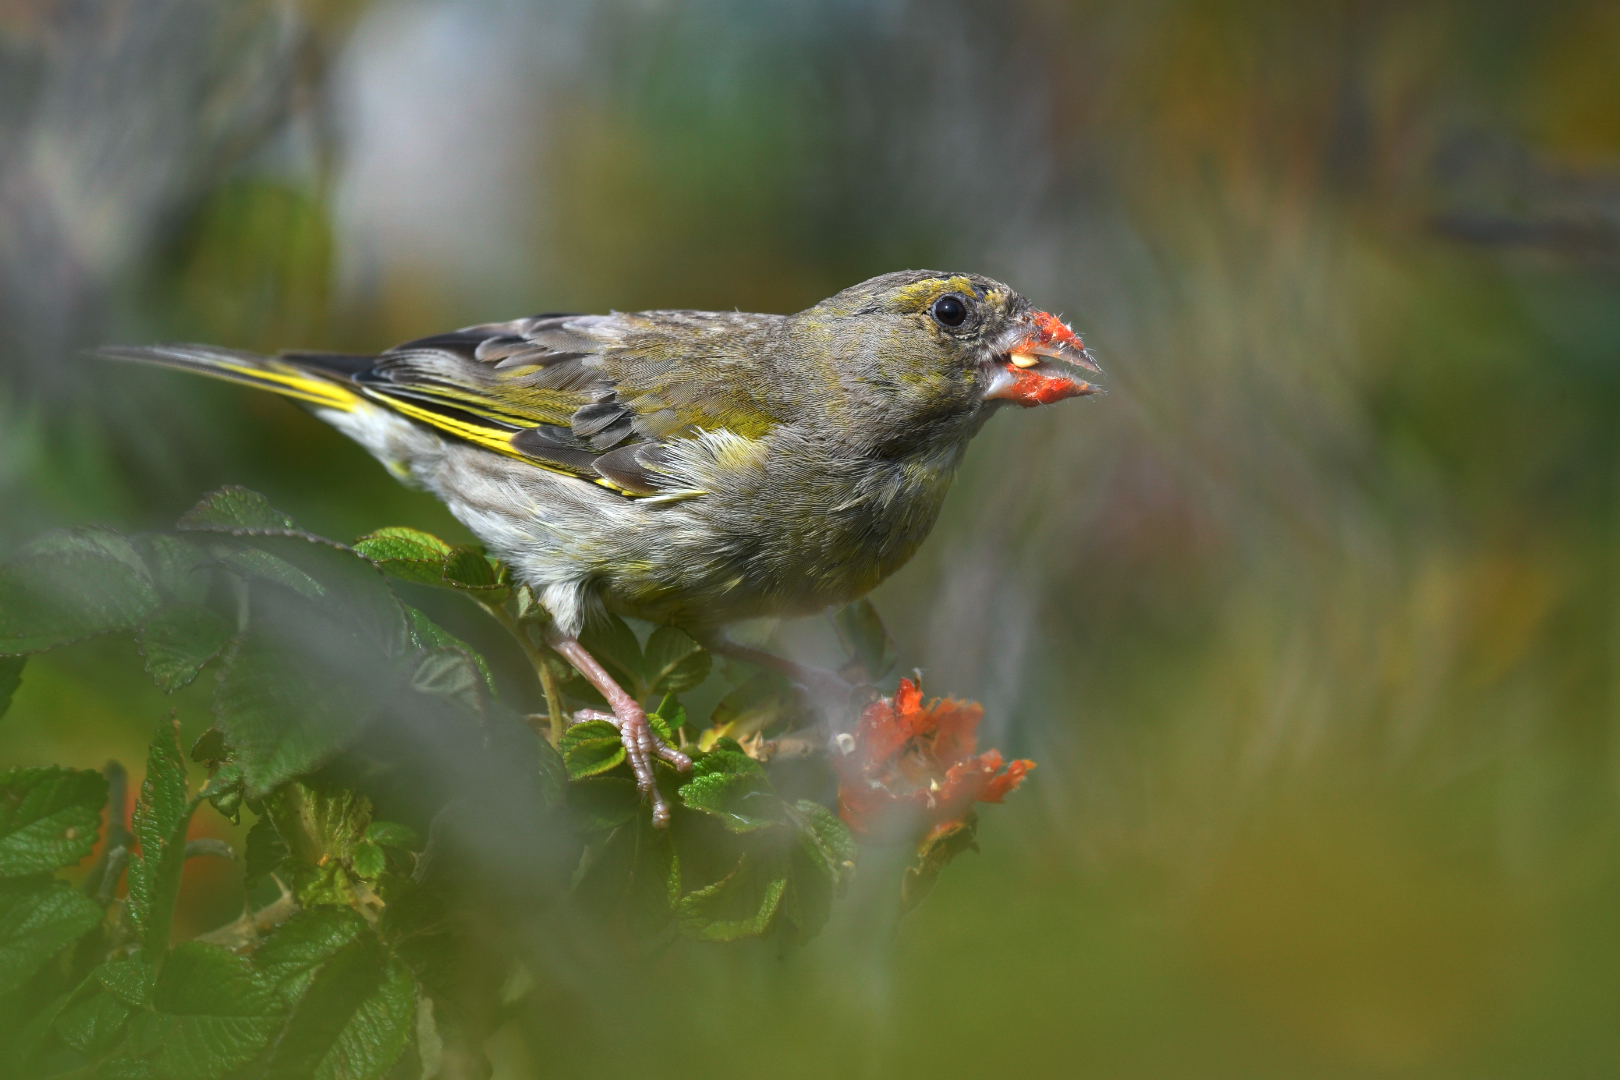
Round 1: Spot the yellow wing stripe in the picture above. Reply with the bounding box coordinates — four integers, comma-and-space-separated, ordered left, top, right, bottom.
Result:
210, 359, 362, 411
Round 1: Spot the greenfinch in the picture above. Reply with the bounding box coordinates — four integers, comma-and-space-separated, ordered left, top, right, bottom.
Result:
102, 269, 1100, 824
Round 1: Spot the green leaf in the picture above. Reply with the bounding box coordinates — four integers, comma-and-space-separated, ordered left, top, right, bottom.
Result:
352, 527, 453, 588
363, 822, 419, 850
0, 878, 103, 993
678, 740, 780, 831
243, 814, 290, 888
132, 941, 282, 1080
575, 614, 643, 699
675, 853, 786, 942
252, 907, 367, 1008
566, 776, 641, 832
0, 655, 22, 719
54, 986, 131, 1056
651, 693, 688, 735
833, 598, 897, 680
263, 783, 372, 908
212, 630, 385, 798
236, 537, 413, 660
442, 547, 510, 601
257, 931, 416, 1080
572, 816, 680, 936
411, 647, 488, 716
0, 766, 107, 877
780, 800, 857, 943
708, 671, 795, 740
138, 603, 234, 693
351, 841, 385, 880
405, 606, 495, 693
901, 815, 980, 916
127, 715, 198, 957
132, 534, 215, 605
0, 527, 162, 654
175, 486, 299, 533
96, 955, 156, 1007
642, 625, 711, 697
559, 720, 626, 780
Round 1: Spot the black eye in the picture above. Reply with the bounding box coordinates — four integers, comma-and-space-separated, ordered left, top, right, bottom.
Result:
931, 294, 970, 329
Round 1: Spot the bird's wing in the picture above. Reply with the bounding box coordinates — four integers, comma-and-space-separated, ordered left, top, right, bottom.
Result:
317, 311, 786, 498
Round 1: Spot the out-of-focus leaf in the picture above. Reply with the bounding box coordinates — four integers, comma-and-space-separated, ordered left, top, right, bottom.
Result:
405, 606, 495, 693
707, 671, 795, 743
900, 815, 980, 916
256, 931, 415, 1080
411, 647, 487, 716
351, 841, 385, 879
675, 853, 786, 942
132, 534, 215, 606
643, 625, 710, 697
252, 907, 367, 1008
352, 527, 452, 587
0, 766, 106, 877
566, 776, 640, 832
678, 740, 780, 831
0, 878, 103, 993
560, 719, 626, 780
575, 613, 643, 698
175, 486, 299, 533
54, 986, 131, 1056
572, 816, 680, 936
0, 527, 162, 654
137, 603, 233, 693
364, 822, 419, 850
0, 656, 23, 719
833, 598, 897, 680
244, 814, 290, 888
127, 715, 198, 956
96, 955, 156, 1008
239, 537, 412, 660
131, 941, 282, 1080
212, 630, 385, 798
781, 800, 857, 943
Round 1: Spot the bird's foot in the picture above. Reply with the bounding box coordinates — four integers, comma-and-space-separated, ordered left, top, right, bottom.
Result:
573, 705, 692, 827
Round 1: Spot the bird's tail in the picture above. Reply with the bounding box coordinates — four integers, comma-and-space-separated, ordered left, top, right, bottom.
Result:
95, 344, 369, 413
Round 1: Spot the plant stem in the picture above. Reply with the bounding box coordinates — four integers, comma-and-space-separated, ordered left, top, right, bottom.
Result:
483, 600, 565, 745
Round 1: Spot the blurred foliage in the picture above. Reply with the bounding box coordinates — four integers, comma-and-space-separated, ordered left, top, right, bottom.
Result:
1, 0, 1620, 1076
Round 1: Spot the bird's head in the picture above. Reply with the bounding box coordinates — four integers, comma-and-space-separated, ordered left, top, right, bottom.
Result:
799, 270, 1101, 427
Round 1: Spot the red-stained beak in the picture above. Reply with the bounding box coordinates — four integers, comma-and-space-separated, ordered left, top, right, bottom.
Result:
984, 309, 1102, 408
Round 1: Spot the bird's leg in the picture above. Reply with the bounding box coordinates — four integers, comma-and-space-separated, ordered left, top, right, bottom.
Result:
542, 625, 691, 827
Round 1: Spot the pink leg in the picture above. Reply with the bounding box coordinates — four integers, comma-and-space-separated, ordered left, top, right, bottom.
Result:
543, 626, 691, 827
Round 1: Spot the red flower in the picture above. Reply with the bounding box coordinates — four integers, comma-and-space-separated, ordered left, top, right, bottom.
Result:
834, 678, 1035, 837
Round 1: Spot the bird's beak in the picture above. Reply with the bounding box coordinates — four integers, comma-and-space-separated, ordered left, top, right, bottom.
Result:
984, 310, 1102, 407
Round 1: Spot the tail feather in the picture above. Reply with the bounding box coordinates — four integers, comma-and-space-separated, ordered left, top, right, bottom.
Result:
96, 344, 364, 412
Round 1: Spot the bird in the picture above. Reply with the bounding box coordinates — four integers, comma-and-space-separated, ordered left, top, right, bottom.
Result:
100, 270, 1101, 825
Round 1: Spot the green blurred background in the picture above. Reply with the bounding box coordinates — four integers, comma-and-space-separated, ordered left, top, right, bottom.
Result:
5, 0, 1620, 1075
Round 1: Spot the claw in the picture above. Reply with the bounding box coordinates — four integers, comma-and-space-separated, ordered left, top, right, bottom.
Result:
569, 704, 692, 828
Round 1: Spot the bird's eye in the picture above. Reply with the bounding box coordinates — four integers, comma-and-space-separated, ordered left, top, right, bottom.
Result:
931, 294, 971, 329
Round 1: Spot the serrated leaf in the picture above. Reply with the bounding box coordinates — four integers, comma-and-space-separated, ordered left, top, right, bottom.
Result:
901, 815, 980, 916
833, 598, 897, 679
559, 720, 626, 780
96, 955, 156, 1007
0, 655, 23, 719
54, 986, 131, 1056
0, 766, 107, 877
352, 528, 453, 588
175, 486, 299, 533
127, 715, 198, 956
244, 814, 290, 888
707, 671, 795, 742
252, 907, 367, 1008
264, 783, 371, 908
442, 547, 509, 601
212, 629, 386, 798
0, 527, 162, 654
351, 841, 385, 880
651, 693, 688, 735
781, 800, 857, 943
132, 534, 215, 605
138, 603, 234, 693
257, 931, 416, 1080
675, 853, 786, 942
642, 625, 711, 697
677, 740, 780, 831
575, 614, 643, 699
0, 878, 103, 993
133, 941, 282, 1080
405, 607, 495, 693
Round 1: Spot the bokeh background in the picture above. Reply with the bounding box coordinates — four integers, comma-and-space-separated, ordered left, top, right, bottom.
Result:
5, 0, 1620, 1076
